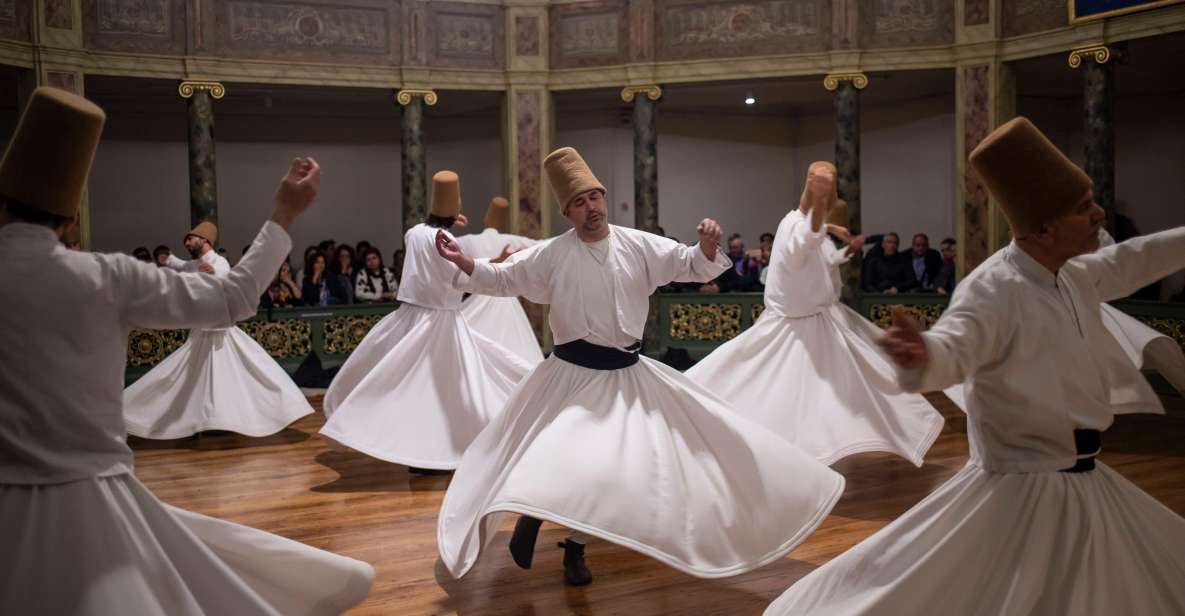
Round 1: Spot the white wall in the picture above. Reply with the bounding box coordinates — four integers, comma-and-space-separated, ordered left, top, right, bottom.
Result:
554, 94, 956, 251
88, 111, 501, 265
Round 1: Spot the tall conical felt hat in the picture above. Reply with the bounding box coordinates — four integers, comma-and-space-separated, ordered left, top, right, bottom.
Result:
826, 198, 849, 228
430, 170, 461, 218
799, 161, 838, 212
969, 116, 1092, 235
0, 87, 106, 217
545, 147, 605, 211
187, 221, 218, 245
484, 196, 509, 230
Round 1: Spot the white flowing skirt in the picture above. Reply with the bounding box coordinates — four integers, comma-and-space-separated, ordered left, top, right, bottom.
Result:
321, 304, 531, 469
0, 474, 373, 615
461, 294, 544, 366
687, 304, 943, 466
438, 355, 845, 579
124, 327, 313, 439
765, 461, 1185, 615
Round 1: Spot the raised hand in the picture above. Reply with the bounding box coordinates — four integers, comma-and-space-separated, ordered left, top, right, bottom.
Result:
878, 305, 928, 369
455, 213, 469, 228
272, 157, 321, 230
491, 243, 521, 264
197, 262, 215, 274
696, 218, 722, 260
846, 234, 866, 257
435, 229, 476, 276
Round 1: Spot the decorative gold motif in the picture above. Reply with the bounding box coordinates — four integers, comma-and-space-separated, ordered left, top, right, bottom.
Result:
323, 315, 385, 354
752, 303, 765, 322
621, 85, 663, 103
1068, 45, 1111, 68
868, 303, 947, 330
669, 303, 742, 342
178, 81, 226, 99
1136, 317, 1185, 354
127, 329, 189, 366
396, 89, 438, 106
823, 72, 869, 91
238, 320, 311, 358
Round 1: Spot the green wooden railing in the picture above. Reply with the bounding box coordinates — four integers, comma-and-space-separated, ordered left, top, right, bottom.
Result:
653, 292, 1185, 362
125, 302, 399, 384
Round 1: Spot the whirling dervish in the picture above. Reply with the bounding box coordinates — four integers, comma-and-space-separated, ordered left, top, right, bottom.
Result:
123, 220, 314, 439
0, 87, 373, 615
320, 171, 531, 473
687, 162, 943, 466
456, 196, 544, 365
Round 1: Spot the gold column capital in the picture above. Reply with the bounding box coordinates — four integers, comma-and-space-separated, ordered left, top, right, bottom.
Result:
621, 85, 663, 103
1068, 44, 1112, 68
396, 89, 438, 106
178, 81, 225, 99
823, 72, 869, 91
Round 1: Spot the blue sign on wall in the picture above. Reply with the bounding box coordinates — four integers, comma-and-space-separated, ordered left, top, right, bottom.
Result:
1071, 0, 1185, 22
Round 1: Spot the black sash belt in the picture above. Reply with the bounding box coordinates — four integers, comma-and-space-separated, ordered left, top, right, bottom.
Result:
553, 339, 640, 370
1060, 429, 1101, 473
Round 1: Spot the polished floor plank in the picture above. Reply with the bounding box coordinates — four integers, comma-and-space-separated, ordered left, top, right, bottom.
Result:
130, 393, 1185, 615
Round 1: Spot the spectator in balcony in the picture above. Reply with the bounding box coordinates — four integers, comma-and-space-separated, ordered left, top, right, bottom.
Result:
354, 240, 372, 270
152, 244, 170, 267
302, 251, 332, 306
747, 232, 775, 260
264, 258, 301, 309
329, 244, 356, 304
318, 239, 335, 261
355, 246, 397, 303
703, 234, 760, 292
907, 233, 943, 292
294, 244, 319, 285
132, 246, 151, 262
933, 237, 957, 294
862, 232, 912, 293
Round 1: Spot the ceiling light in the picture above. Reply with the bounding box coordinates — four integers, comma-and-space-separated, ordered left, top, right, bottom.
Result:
744, 96, 756, 105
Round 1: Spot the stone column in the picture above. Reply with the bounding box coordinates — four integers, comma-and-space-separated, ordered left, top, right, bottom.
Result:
1071, 45, 1116, 231
503, 88, 553, 348
622, 85, 662, 233
179, 81, 224, 230
397, 89, 435, 234
955, 61, 1015, 275
824, 72, 867, 307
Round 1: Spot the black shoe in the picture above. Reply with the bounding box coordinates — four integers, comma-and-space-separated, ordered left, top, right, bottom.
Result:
558, 539, 592, 586
508, 516, 543, 569
407, 467, 452, 476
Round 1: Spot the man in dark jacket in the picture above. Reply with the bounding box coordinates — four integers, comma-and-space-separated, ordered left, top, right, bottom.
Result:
861, 232, 913, 293
906, 233, 943, 292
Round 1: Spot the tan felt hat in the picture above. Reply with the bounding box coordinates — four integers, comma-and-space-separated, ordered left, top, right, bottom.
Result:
187, 221, 218, 245
969, 116, 1092, 235
0, 87, 106, 217
545, 147, 605, 212
826, 198, 849, 228
799, 161, 839, 212
431, 170, 461, 218
485, 196, 509, 230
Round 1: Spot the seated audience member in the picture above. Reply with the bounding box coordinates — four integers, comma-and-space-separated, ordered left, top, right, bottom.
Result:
704, 234, 760, 292
747, 232, 775, 259
329, 245, 356, 304
318, 239, 336, 262
354, 240, 372, 270
392, 248, 406, 285
263, 259, 302, 309
294, 245, 320, 285
933, 237, 957, 294
355, 247, 398, 303
152, 244, 171, 267
861, 232, 913, 293
132, 246, 151, 262
302, 252, 333, 306
906, 233, 943, 292
758, 243, 772, 288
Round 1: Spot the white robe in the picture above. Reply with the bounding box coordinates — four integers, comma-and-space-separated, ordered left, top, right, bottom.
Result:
438, 225, 845, 579
688, 210, 943, 466
945, 227, 1185, 411
0, 221, 372, 614
767, 231, 1185, 615
320, 223, 532, 469
456, 228, 544, 365
123, 249, 313, 438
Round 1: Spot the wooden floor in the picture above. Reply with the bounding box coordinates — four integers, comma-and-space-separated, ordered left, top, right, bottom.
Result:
130, 393, 1185, 615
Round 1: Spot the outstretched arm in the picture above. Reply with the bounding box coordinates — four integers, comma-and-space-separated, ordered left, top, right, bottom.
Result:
120, 158, 321, 329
